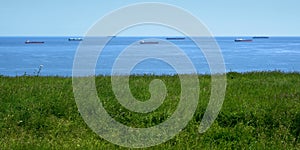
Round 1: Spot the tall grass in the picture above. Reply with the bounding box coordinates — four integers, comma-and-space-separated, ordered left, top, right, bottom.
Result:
0, 72, 299, 149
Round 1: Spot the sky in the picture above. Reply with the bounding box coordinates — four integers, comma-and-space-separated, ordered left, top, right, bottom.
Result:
0, 0, 299, 36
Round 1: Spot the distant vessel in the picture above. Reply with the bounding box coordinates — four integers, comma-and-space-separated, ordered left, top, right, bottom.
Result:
234, 38, 253, 42
68, 38, 83, 41
25, 40, 44, 44
166, 37, 185, 40
139, 40, 159, 44
253, 36, 269, 39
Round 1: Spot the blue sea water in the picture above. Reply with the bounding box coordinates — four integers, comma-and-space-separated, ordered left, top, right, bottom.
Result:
0, 36, 300, 76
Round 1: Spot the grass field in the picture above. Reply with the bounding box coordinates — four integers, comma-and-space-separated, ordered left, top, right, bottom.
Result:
0, 72, 300, 149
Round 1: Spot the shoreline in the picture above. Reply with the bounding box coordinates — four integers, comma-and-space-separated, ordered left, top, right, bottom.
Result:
1, 70, 300, 78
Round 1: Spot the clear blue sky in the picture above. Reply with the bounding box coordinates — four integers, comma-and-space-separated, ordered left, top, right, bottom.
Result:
1, 0, 299, 36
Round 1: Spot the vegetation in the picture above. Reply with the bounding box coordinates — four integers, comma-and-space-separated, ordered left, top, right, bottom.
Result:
0, 72, 299, 149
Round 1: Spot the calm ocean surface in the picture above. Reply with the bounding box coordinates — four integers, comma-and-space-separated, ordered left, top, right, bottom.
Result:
0, 36, 299, 76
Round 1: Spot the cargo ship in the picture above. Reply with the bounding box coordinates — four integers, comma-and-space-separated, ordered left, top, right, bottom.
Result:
252, 36, 269, 39
25, 40, 45, 44
139, 40, 159, 44
166, 37, 185, 40
68, 38, 83, 41
234, 38, 253, 42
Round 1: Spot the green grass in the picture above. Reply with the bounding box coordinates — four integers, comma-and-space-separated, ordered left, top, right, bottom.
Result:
0, 72, 300, 149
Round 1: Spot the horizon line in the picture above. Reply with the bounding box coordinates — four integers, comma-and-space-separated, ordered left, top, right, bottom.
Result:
1, 35, 300, 37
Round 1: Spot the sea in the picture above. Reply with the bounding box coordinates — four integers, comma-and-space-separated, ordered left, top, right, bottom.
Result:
0, 36, 300, 76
